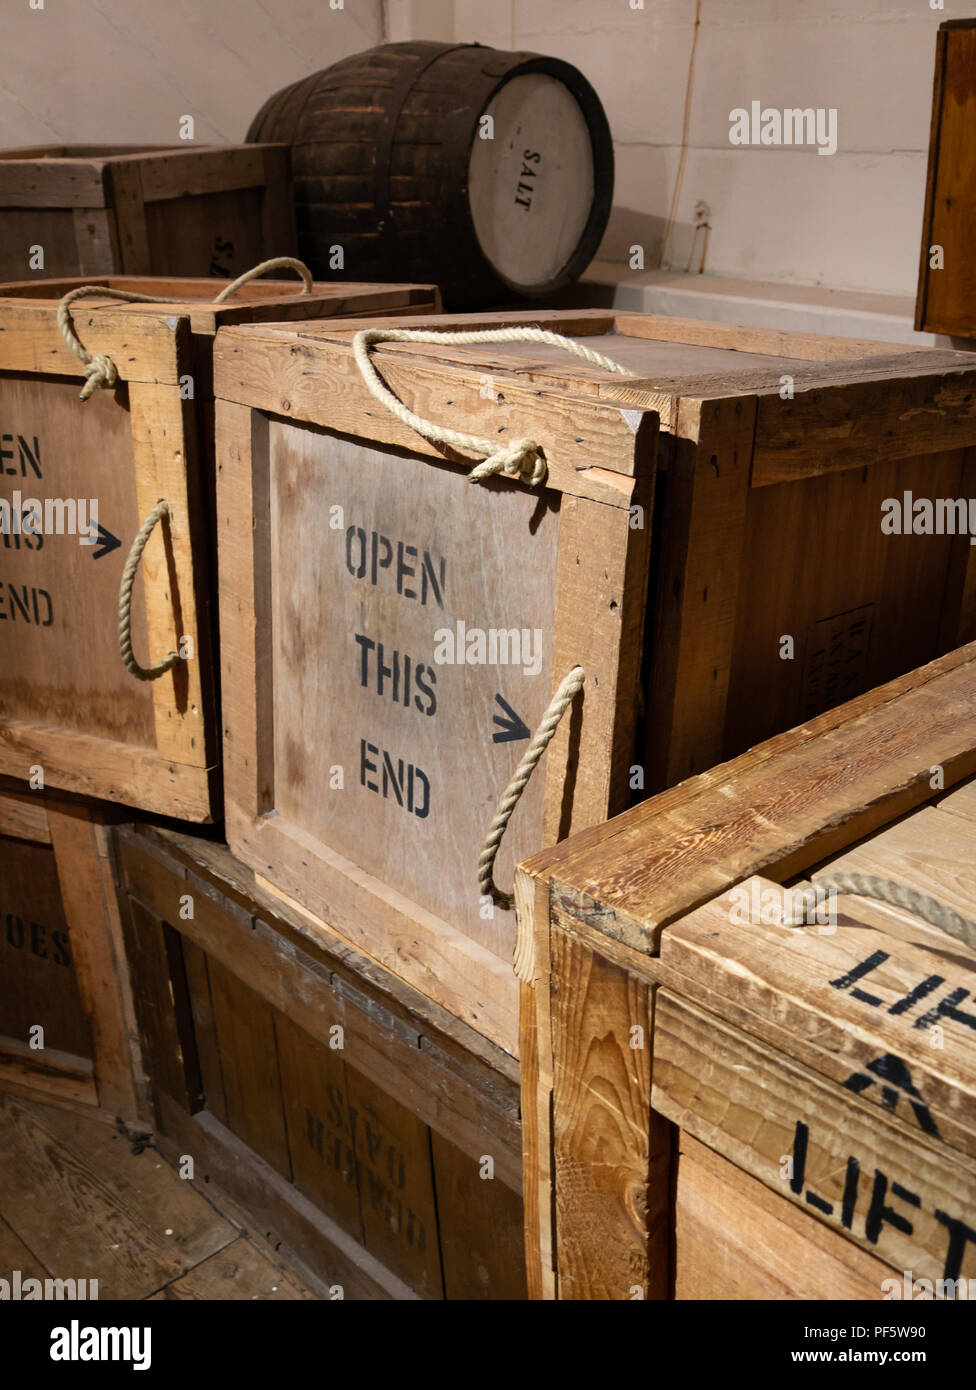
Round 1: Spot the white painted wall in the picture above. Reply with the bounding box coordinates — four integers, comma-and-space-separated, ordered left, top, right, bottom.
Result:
1, 0, 385, 145
453, 0, 976, 298
4, 0, 974, 299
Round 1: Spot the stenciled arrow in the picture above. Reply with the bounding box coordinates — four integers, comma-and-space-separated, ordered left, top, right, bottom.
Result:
492, 693, 531, 744
90, 523, 121, 560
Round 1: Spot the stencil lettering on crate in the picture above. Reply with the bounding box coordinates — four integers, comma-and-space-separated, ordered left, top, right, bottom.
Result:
829, 947, 976, 1142
303, 1087, 429, 1254
269, 423, 559, 955
0, 378, 155, 744
801, 604, 874, 719
785, 1117, 976, 1283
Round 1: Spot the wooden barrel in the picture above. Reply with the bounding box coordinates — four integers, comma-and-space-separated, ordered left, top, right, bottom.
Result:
247, 41, 614, 307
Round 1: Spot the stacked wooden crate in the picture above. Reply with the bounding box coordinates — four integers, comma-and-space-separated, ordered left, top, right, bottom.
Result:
0, 144, 296, 281
517, 643, 976, 1299
212, 306, 976, 1063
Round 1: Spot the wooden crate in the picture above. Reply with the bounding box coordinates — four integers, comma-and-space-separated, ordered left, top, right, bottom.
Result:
0, 776, 141, 1121
113, 823, 526, 1301
0, 276, 440, 822
916, 21, 976, 337
0, 144, 296, 283
214, 307, 976, 1055
518, 642, 976, 1298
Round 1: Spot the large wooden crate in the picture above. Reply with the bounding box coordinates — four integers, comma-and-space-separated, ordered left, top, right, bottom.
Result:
916, 20, 976, 337
0, 276, 440, 822
114, 824, 526, 1301
0, 776, 141, 1121
0, 144, 296, 283
214, 307, 976, 1055
518, 642, 976, 1299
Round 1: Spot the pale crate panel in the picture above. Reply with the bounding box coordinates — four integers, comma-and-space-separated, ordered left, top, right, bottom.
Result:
0, 374, 155, 751
268, 420, 559, 958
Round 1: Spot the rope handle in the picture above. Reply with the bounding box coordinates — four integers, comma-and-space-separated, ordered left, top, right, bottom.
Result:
478, 665, 585, 911
789, 872, 976, 954
57, 257, 313, 401
353, 327, 635, 488
118, 500, 180, 682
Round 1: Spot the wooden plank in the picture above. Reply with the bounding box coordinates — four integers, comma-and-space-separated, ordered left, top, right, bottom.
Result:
0, 789, 50, 843
674, 1135, 895, 1300
544, 484, 654, 844
213, 325, 658, 503
614, 311, 910, 364
938, 777, 976, 823
128, 380, 211, 769
274, 1010, 363, 1244
660, 876, 976, 1158
136, 146, 271, 202
514, 866, 555, 1299
206, 958, 291, 1180
117, 833, 521, 1182
430, 1130, 527, 1300
916, 25, 976, 336
0, 1091, 235, 1298
752, 358, 976, 484
653, 992, 976, 1285
521, 642, 976, 958
156, 1097, 419, 1300
156, 1236, 317, 1300
550, 930, 669, 1300
0, 158, 107, 207
0, 832, 91, 1056
645, 395, 756, 788
343, 1067, 443, 1298
120, 898, 198, 1116
0, 301, 183, 380
0, 722, 214, 823
0, 1039, 96, 1109
106, 162, 151, 274
180, 939, 226, 1125
71, 207, 119, 276
47, 802, 141, 1119
0, 1213, 50, 1285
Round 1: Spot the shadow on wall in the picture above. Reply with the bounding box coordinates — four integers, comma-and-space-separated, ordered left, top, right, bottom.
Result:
597, 208, 704, 274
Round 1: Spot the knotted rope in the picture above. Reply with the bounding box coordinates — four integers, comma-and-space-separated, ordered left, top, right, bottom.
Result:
788, 872, 976, 954
118, 500, 179, 681
479, 665, 586, 911
57, 257, 313, 401
353, 327, 635, 486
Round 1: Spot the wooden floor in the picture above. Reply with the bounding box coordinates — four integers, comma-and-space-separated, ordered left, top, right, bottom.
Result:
0, 1091, 322, 1300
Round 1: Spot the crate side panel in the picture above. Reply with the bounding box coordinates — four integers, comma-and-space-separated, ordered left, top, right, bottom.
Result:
267, 420, 560, 958
0, 832, 91, 1056
0, 373, 156, 749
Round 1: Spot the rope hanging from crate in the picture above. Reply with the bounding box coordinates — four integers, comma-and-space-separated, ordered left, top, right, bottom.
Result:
56, 256, 313, 402
352, 326, 635, 486
789, 872, 976, 954
478, 664, 586, 911
56, 257, 312, 679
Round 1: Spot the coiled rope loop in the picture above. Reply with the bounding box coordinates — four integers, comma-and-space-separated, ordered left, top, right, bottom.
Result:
57, 257, 313, 401
118, 501, 179, 682
790, 872, 976, 954
478, 665, 586, 911
353, 327, 634, 487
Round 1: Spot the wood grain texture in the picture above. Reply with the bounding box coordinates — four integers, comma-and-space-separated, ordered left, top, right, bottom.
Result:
674, 1135, 895, 1300
661, 875, 976, 1159
0, 1091, 234, 1298
653, 991, 976, 1284
916, 24, 976, 336
521, 642, 976, 958
430, 1130, 527, 1300
550, 930, 669, 1300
